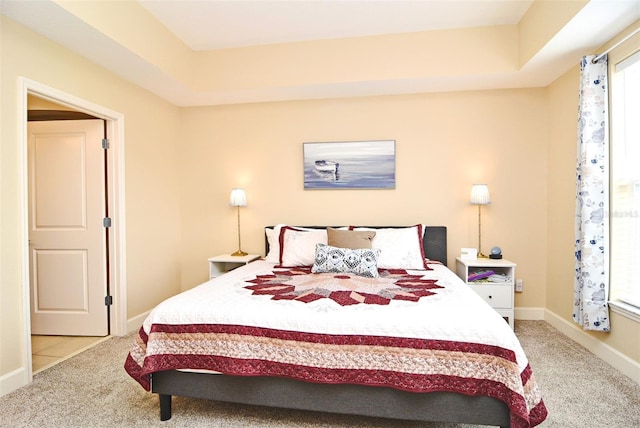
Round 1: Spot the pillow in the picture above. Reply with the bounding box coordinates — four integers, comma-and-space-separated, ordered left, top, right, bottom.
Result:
265, 224, 286, 263
327, 228, 376, 249
278, 226, 328, 267
351, 225, 428, 270
311, 243, 381, 278
266, 225, 324, 263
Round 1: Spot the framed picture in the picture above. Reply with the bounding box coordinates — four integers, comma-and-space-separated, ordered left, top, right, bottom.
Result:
303, 140, 395, 189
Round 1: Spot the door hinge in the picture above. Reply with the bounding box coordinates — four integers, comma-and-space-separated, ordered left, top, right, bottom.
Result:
103, 217, 112, 228
102, 138, 110, 149
105, 295, 113, 306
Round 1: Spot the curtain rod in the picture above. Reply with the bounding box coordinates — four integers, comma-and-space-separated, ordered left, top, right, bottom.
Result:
592, 26, 640, 63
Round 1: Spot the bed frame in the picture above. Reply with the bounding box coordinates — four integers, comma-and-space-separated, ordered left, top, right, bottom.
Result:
151, 226, 512, 427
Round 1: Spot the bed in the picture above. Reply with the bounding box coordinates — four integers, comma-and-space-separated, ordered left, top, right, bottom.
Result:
125, 225, 547, 427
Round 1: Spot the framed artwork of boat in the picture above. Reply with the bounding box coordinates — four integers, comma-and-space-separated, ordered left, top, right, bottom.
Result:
303, 140, 395, 189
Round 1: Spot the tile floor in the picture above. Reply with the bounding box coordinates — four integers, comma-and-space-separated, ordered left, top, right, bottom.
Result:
31, 335, 107, 373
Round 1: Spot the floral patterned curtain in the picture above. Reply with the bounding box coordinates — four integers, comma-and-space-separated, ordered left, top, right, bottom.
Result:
573, 55, 610, 332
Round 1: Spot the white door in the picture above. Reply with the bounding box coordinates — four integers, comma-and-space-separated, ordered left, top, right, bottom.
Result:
28, 119, 108, 336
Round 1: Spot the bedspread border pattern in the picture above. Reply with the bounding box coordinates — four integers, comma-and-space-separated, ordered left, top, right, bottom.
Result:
124, 323, 547, 428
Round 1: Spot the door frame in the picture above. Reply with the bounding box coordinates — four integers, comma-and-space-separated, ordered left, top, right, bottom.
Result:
18, 78, 127, 382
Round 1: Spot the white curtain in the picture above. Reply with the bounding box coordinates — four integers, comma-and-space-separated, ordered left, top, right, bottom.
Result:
573, 55, 610, 332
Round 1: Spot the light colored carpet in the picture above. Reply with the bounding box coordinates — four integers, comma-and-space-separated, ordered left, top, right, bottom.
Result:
0, 321, 638, 427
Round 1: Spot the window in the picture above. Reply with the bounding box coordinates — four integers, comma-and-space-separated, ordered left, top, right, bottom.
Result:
610, 42, 640, 318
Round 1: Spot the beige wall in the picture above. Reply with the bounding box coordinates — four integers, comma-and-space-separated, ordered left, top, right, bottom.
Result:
178, 90, 549, 305
1, 17, 182, 381
546, 67, 580, 322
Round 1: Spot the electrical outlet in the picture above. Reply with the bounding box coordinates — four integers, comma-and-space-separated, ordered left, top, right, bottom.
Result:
515, 279, 523, 292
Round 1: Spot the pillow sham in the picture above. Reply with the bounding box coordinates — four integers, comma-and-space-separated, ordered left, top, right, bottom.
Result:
327, 227, 376, 249
351, 225, 428, 270
311, 243, 381, 278
278, 226, 328, 267
266, 225, 326, 263
265, 224, 286, 263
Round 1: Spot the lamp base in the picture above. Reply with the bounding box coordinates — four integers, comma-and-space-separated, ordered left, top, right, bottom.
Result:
477, 252, 488, 258
231, 250, 248, 257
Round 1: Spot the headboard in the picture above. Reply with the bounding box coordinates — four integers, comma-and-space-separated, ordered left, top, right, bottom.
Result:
265, 226, 447, 266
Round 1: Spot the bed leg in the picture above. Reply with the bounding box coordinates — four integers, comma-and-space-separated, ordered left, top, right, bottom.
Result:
159, 394, 172, 421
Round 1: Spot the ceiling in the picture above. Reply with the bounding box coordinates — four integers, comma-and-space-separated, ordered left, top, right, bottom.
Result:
138, 0, 535, 50
2, 0, 640, 106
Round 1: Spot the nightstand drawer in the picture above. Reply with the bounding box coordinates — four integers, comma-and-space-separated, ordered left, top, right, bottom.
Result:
468, 284, 512, 308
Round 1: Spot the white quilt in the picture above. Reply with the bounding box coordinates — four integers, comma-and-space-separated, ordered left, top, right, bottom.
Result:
126, 260, 547, 427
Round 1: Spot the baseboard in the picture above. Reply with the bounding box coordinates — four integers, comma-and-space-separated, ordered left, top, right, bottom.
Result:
544, 309, 640, 385
515, 307, 545, 320
127, 310, 151, 334
0, 367, 28, 398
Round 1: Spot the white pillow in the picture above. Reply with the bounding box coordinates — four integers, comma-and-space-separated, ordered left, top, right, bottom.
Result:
352, 225, 427, 270
265, 224, 286, 263
266, 224, 324, 263
278, 227, 328, 267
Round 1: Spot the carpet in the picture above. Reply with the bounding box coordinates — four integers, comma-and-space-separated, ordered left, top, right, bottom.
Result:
0, 321, 638, 427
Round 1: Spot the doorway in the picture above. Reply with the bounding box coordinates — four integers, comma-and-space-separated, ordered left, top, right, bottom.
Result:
28, 111, 110, 336
27, 105, 110, 371
19, 78, 127, 382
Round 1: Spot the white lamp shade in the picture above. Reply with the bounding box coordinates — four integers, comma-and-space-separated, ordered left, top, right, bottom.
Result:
229, 188, 247, 207
470, 184, 490, 205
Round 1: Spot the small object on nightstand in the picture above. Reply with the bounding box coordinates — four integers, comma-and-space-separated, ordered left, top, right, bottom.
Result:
467, 270, 494, 281
208, 254, 260, 280
489, 246, 502, 259
460, 247, 478, 261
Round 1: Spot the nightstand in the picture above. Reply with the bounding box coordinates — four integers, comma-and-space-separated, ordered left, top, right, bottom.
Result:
455, 257, 516, 329
208, 254, 260, 279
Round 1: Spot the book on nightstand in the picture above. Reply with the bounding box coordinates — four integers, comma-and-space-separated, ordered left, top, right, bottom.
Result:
467, 270, 495, 281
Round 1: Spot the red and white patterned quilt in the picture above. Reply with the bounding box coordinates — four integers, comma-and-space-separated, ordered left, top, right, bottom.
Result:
125, 260, 547, 427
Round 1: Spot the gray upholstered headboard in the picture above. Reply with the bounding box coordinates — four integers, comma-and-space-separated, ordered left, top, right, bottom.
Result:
265, 225, 448, 266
